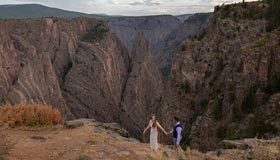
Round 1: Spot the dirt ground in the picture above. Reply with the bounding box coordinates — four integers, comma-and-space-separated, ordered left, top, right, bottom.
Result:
5, 121, 179, 160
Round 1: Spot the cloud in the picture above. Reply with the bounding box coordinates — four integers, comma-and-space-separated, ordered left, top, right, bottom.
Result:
129, 0, 161, 6
107, 0, 119, 5
0, 0, 258, 16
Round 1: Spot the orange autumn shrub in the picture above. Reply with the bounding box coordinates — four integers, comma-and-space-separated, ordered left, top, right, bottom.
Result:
0, 104, 63, 127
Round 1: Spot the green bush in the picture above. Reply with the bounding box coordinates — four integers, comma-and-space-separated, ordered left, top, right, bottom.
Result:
242, 111, 277, 138
232, 104, 242, 120
269, 75, 280, 93
262, 93, 271, 105
220, 5, 232, 19
184, 80, 190, 94
199, 99, 209, 114
225, 128, 238, 140
258, 75, 280, 105
229, 92, 235, 104
217, 58, 225, 72
213, 96, 223, 120
218, 1, 266, 20
266, 0, 280, 31
197, 30, 206, 41
181, 44, 187, 51
216, 126, 226, 139
241, 86, 257, 113
81, 20, 109, 42
161, 66, 171, 80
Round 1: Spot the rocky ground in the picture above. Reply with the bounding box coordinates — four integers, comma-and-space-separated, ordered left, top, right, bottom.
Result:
1, 119, 279, 160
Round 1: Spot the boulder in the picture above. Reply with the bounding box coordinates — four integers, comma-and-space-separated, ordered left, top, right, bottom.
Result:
102, 123, 129, 138
64, 120, 85, 129
223, 140, 249, 150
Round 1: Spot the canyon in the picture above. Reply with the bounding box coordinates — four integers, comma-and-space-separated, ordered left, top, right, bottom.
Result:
0, 0, 279, 153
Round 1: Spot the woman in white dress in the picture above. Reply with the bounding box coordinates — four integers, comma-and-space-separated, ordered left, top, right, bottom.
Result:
143, 114, 167, 151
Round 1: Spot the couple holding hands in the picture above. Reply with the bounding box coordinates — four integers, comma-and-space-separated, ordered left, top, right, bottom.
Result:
143, 114, 183, 151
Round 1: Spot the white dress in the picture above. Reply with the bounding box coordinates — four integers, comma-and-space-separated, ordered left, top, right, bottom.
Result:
149, 120, 159, 150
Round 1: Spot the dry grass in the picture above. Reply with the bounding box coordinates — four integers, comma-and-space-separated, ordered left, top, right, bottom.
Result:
0, 104, 63, 127
0, 128, 13, 156
185, 147, 227, 160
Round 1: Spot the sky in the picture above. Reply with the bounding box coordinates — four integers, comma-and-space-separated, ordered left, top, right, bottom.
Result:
0, 0, 257, 16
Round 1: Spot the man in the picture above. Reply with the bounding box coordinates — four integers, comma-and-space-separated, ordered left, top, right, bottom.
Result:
167, 116, 183, 150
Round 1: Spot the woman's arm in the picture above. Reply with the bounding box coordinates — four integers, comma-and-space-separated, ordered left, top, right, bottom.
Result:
156, 121, 167, 135
143, 121, 151, 134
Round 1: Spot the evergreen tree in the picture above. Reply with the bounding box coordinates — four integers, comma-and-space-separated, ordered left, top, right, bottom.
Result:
267, 0, 280, 31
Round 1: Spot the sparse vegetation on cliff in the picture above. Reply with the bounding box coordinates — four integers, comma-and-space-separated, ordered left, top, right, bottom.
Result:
81, 20, 109, 42
0, 104, 63, 127
242, 110, 277, 138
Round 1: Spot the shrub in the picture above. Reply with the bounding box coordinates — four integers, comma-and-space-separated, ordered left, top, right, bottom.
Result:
232, 104, 242, 120
197, 30, 206, 41
266, 0, 280, 31
183, 80, 190, 94
161, 66, 171, 80
262, 93, 271, 105
81, 20, 109, 42
181, 44, 187, 51
242, 110, 277, 138
212, 96, 223, 120
216, 126, 226, 139
241, 86, 257, 113
220, 4, 232, 19
260, 75, 280, 103
0, 104, 63, 127
268, 75, 280, 93
200, 99, 209, 114
217, 58, 225, 72
229, 92, 235, 104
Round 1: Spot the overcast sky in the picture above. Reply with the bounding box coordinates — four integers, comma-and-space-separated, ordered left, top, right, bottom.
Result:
0, 0, 256, 16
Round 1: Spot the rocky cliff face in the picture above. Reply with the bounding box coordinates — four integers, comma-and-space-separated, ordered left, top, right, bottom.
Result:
106, 14, 211, 72
120, 33, 164, 139
61, 31, 129, 122
163, 2, 280, 151
0, 18, 130, 121
0, 18, 165, 139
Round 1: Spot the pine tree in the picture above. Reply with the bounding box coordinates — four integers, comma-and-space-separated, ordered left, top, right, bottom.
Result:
267, 0, 280, 31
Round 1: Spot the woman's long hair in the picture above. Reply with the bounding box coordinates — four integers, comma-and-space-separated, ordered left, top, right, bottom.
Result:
151, 114, 157, 127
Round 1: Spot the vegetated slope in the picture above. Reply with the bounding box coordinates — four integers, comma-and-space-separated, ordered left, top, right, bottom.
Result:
161, 1, 280, 151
